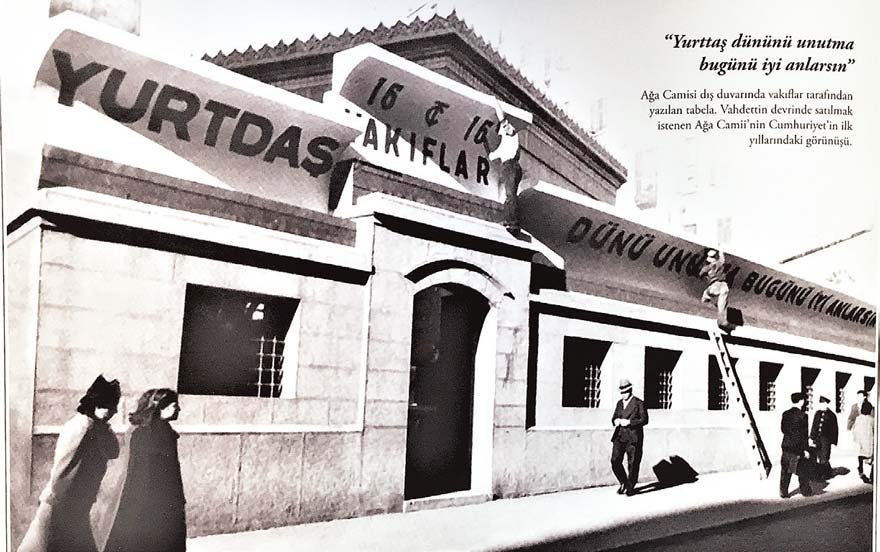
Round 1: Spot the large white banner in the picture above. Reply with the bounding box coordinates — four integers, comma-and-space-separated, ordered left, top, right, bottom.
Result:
520, 182, 875, 350
36, 13, 361, 212
331, 43, 532, 202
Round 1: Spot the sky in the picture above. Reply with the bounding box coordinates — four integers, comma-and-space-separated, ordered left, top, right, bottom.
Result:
138, 1, 878, 258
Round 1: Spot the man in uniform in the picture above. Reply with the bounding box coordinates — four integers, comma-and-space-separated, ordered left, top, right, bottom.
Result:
810, 395, 838, 469
610, 378, 649, 496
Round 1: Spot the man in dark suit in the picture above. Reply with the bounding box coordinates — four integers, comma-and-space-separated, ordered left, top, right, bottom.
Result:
611, 378, 649, 496
780, 392, 811, 498
810, 395, 838, 467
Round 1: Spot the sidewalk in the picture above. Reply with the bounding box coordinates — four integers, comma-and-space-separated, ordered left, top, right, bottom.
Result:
187, 459, 873, 552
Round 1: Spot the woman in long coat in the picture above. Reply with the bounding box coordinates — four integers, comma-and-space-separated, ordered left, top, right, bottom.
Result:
853, 399, 875, 483
18, 375, 121, 552
104, 388, 186, 552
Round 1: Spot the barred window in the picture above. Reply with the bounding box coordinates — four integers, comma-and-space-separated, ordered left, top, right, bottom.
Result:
178, 284, 299, 398
708, 356, 730, 410
562, 337, 611, 408
836, 372, 851, 414
802, 367, 820, 411
765, 380, 777, 411
759, 362, 782, 411
645, 347, 681, 410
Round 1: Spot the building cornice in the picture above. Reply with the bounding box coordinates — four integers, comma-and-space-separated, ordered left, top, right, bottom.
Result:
203, 11, 627, 187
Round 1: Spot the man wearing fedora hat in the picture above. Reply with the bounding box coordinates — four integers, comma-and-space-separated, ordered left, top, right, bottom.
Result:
610, 378, 648, 496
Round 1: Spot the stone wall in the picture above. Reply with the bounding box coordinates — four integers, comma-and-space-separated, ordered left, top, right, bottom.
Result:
363, 219, 533, 505
14, 201, 873, 543
7, 222, 43, 543
24, 227, 369, 539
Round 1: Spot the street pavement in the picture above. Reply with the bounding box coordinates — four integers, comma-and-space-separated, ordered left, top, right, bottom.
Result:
187, 457, 874, 552
594, 493, 872, 552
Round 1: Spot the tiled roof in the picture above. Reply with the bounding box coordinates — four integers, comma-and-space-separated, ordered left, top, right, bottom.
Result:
203, 11, 625, 178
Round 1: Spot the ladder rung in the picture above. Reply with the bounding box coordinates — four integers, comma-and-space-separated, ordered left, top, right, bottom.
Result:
710, 329, 771, 476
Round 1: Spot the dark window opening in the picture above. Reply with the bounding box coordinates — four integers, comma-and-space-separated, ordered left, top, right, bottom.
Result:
802, 367, 820, 412
759, 362, 782, 412
645, 347, 681, 410
562, 337, 612, 408
865, 376, 875, 393
836, 372, 851, 414
709, 356, 737, 411
178, 284, 298, 398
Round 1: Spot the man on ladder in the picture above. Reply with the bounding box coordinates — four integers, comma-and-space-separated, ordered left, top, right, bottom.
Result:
701, 248, 736, 333
486, 99, 523, 234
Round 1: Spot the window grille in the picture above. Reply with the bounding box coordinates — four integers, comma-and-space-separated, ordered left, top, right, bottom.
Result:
657, 367, 674, 409
765, 380, 777, 412
759, 362, 782, 411
804, 384, 815, 411
255, 336, 286, 398
718, 380, 729, 410
582, 364, 601, 408
708, 357, 729, 410
835, 372, 851, 414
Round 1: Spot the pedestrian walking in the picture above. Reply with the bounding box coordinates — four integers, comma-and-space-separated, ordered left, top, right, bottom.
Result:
851, 395, 874, 484
809, 395, 838, 467
104, 389, 187, 552
18, 375, 121, 552
779, 392, 811, 498
700, 248, 736, 333
610, 378, 649, 496
846, 390, 867, 432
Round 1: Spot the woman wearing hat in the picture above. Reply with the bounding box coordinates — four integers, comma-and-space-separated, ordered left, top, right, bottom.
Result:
18, 375, 121, 552
104, 388, 187, 552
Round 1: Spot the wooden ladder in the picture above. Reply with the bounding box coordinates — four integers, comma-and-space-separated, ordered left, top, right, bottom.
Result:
709, 328, 773, 478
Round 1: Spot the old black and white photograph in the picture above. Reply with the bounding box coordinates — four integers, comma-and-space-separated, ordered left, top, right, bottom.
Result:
2, 0, 877, 550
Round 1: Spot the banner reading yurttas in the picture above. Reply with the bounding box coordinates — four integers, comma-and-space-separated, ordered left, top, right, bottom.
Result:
35, 12, 361, 212
520, 182, 875, 351
329, 43, 533, 202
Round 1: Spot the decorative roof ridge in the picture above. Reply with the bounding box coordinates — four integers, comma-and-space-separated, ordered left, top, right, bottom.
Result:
201, 11, 624, 176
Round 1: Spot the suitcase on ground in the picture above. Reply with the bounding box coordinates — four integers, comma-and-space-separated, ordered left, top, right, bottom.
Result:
653, 455, 698, 486
797, 450, 831, 481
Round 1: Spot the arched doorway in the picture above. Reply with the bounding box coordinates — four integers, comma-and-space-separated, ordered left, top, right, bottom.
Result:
405, 283, 490, 500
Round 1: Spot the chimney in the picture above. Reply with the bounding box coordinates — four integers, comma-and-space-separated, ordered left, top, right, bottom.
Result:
49, 0, 142, 34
